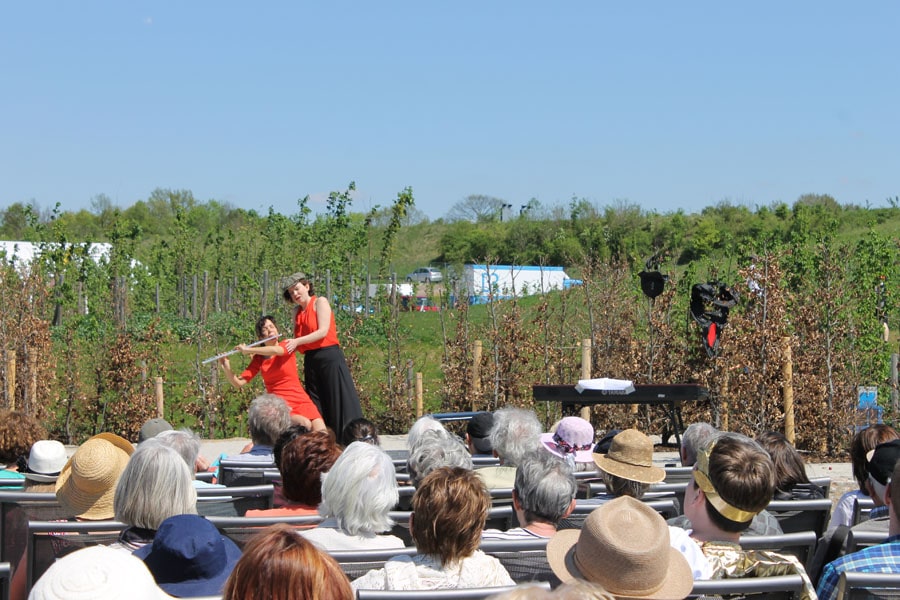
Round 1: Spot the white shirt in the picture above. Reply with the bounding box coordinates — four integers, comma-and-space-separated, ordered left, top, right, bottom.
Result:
351, 550, 515, 590
300, 519, 406, 551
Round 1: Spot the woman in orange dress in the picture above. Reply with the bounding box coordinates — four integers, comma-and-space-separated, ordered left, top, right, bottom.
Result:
219, 314, 325, 431
282, 272, 363, 436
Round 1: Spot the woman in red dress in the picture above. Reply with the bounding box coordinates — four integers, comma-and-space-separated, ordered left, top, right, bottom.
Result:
282, 272, 363, 436
219, 314, 326, 431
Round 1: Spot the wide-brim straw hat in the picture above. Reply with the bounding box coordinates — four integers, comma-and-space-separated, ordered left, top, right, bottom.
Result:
593, 429, 665, 484
547, 496, 693, 599
55, 433, 134, 520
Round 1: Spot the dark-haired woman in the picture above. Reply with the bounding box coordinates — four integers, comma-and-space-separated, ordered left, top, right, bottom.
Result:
282, 272, 363, 436
219, 315, 325, 431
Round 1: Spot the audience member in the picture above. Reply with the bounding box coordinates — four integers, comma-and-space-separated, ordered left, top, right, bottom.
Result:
22, 440, 68, 493
592, 428, 665, 500
482, 450, 576, 540
136, 513, 241, 598
486, 579, 616, 599
683, 434, 816, 597
224, 393, 291, 463
246, 429, 342, 516
28, 545, 171, 600
138, 417, 174, 443
407, 428, 473, 488
817, 454, 900, 600
352, 467, 515, 590
301, 441, 405, 550
223, 524, 353, 600
756, 431, 825, 500
829, 424, 899, 529
670, 426, 783, 537
273, 423, 310, 468
546, 496, 694, 599
342, 417, 380, 447
55, 432, 134, 520
466, 412, 494, 456
0, 410, 48, 486
542, 417, 596, 472
854, 439, 900, 531
477, 407, 542, 489
406, 415, 447, 450
680, 422, 718, 467
110, 441, 197, 553
154, 429, 221, 487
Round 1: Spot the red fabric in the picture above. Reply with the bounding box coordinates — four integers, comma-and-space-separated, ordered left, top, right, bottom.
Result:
293, 295, 340, 353
706, 322, 717, 349
240, 340, 321, 421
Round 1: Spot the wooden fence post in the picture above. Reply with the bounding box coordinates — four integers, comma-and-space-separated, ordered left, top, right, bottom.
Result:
892, 353, 899, 415
155, 377, 164, 419
472, 340, 483, 411
6, 354, 15, 410
415, 373, 423, 418
782, 336, 795, 445
580, 339, 591, 422
261, 270, 269, 314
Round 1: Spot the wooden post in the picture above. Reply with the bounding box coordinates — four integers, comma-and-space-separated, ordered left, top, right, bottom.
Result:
261, 270, 269, 314
155, 283, 160, 313
580, 339, 592, 422
720, 374, 729, 432
6, 355, 14, 409
472, 340, 483, 411
155, 377, 164, 419
891, 353, 899, 415
192, 274, 198, 320
415, 373, 423, 418
782, 336, 795, 444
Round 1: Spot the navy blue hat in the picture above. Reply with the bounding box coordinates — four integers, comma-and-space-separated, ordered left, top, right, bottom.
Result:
135, 514, 241, 597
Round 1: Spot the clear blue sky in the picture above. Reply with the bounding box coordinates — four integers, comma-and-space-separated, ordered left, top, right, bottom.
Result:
1, 2, 898, 221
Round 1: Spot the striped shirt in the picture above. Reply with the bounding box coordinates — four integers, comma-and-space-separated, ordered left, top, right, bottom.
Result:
816, 534, 900, 600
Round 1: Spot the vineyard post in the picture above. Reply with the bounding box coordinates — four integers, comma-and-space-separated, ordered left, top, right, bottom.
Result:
472, 340, 482, 410
415, 372, 423, 418
782, 336, 795, 444
580, 339, 591, 422
155, 377, 164, 418
6, 354, 15, 410
261, 270, 269, 314
892, 353, 899, 414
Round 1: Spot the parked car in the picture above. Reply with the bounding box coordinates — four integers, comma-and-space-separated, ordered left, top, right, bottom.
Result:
405, 267, 443, 283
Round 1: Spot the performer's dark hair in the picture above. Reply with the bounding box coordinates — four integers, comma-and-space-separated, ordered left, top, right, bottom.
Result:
255, 315, 276, 338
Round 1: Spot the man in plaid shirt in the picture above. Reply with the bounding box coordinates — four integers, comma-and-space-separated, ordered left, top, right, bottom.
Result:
817, 439, 900, 600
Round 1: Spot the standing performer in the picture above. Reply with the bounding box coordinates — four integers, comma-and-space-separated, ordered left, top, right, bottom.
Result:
282, 272, 363, 435
219, 315, 326, 432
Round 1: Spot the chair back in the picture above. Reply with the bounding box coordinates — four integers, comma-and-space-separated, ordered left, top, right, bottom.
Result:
853, 497, 877, 526
688, 574, 805, 599
388, 506, 514, 546
26, 519, 126, 596
558, 497, 678, 530
330, 546, 418, 580
838, 570, 900, 599
810, 476, 832, 499
846, 529, 890, 554
0, 560, 10, 600
479, 538, 556, 585
196, 484, 275, 517
356, 583, 549, 600
0, 491, 63, 563
664, 466, 694, 484
738, 530, 819, 570
206, 515, 323, 548
218, 462, 279, 487
766, 499, 832, 537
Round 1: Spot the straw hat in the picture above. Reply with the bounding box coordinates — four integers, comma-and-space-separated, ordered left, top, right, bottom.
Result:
593, 429, 665, 484
547, 496, 693, 599
29, 544, 172, 600
541, 417, 596, 463
24, 440, 69, 483
55, 433, 134, 520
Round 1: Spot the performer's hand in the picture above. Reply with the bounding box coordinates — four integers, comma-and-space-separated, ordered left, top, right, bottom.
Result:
285, 337, 299, 353
218, 356, 230, 370
236, 344, 249, 355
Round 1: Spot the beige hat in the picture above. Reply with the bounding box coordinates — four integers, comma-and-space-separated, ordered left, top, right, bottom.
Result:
55, 433, 134, 520
547, 496, 693, 599
592, 429, 665, 484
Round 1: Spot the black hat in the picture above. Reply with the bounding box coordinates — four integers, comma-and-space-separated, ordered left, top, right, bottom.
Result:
867, 439, 900, 485
467, 412, 494, 454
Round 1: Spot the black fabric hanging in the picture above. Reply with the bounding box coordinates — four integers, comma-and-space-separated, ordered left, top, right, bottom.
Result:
689, 282, 739, 357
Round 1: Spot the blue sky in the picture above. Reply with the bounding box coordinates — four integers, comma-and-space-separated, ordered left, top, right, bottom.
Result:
1, 2, 898, 221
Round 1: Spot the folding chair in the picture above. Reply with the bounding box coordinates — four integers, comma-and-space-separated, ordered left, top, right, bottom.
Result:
846, 530, 890, 554
810, 476, 832, 499
356, 582, 550, 600
838, 570, 900, 599
664, 466, 694, 485
218, 463, 279, 487
766, 499, 833, 537
479, 538, 557, 585
207, 515, 323, 548
196, 483, 274, 517
0, 492, 61, 562
689, 574, 805, 599
0, 561, 10, 600
853, 497, 877, 526
738, 531, 819, 571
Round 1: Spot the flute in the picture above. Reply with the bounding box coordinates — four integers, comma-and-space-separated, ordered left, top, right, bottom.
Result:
201, 334, 281, 364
